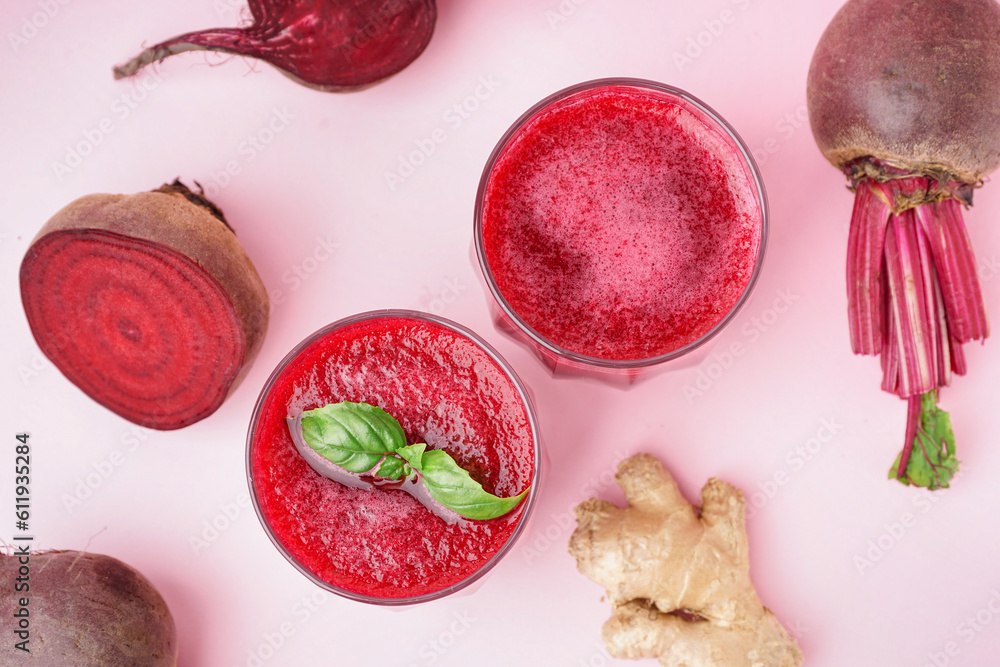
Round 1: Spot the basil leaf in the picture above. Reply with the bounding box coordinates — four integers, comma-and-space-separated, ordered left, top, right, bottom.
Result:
296, 401, 528, 521
397, 443, 427, 470
376, 457, 408, 480
417, 449, 529, 521
300, 402, 407, 474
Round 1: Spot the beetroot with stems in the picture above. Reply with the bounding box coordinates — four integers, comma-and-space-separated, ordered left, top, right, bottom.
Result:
807, 0, 1000, 489
113, 0, 437, 92
19, 180, 270, 431
0, 550, 178, 665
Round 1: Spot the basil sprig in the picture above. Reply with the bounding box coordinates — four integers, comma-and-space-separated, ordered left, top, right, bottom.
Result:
299, 402, 529, 521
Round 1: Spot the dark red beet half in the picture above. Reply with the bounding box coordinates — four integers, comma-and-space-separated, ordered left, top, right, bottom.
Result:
112, 0, 437, 92
0, 551, 178, 666
807, 0, 1000, 488
19, 181, 269, 430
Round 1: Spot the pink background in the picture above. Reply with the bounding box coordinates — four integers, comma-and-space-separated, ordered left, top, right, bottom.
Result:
3, 1, 1000, 665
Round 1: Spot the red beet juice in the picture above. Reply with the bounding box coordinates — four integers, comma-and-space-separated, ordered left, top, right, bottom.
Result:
247, 311, 539, 603
476, 79, 766, 373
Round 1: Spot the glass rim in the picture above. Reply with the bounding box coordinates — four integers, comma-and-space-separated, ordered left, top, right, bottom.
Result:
245, 308, 543, 606
473, 77, 770, 370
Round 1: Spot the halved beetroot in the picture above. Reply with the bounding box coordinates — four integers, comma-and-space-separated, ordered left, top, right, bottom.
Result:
19, 181, 269, 430
112, 0, 437, 92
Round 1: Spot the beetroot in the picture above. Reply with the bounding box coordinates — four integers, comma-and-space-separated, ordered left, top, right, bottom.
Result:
0, 550, 178, 666
807, 0, 1000, 488
112, 0, 437, 92
19, 180, 269, 430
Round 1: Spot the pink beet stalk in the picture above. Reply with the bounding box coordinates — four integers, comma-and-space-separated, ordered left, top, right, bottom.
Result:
809, 0, 1000, 489
113, 0, 437, 92
845, 163, 985, 487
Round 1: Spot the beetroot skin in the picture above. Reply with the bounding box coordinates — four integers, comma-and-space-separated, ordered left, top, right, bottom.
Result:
807, 0, 1000, 488
19, 181, 269, 431
113, 0, 437, 92
809, 0, 1000, 182
0, 551, 178, 666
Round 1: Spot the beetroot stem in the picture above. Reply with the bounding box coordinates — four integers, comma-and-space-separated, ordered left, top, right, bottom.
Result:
895, 394, 921, 479
847, 166, 982, 490
915, 201, 989, 342
846, 182, 889, 355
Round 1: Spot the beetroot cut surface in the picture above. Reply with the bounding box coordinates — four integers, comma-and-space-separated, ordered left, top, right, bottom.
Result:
808, 0, 1000, 489
113, 0, 437, 92
19, 181, 269, 430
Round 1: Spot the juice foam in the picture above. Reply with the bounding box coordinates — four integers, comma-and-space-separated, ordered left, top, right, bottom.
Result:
251, 316, 534, 599
481, 84, 762, 361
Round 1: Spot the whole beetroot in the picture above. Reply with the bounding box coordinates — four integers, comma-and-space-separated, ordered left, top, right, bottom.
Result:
19, 180, 270, 430
807, 0, 1000, 489
809, 0, 1000, 182
0, 551, 178, 666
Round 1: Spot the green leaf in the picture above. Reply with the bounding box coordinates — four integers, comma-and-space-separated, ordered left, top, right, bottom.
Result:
376, 457, 408, 480
296, 401, 529, 521
300, 402, 407, 474
416, 449, 529, 521
397, 443, 427, 470
888, 391, 960, 490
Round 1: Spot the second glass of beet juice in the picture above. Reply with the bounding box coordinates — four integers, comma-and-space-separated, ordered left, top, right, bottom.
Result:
475, 78, 767, 383
247, 310, 540, 605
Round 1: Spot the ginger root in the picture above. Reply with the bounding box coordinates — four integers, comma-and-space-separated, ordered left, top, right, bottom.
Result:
568, 453, 803, 667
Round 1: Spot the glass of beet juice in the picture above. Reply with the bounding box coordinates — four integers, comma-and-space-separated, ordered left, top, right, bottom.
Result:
475, 78, 767, 383
247, 310, 540, 605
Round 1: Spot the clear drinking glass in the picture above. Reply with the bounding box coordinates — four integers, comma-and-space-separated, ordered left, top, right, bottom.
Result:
474, 78, 768, 385
246, 310, 541, 605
